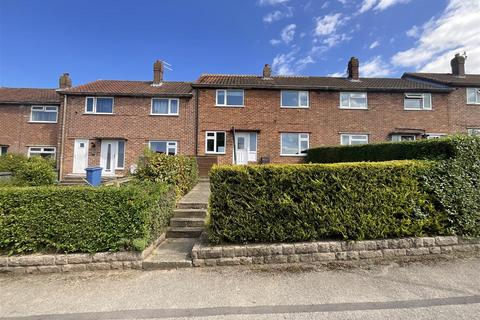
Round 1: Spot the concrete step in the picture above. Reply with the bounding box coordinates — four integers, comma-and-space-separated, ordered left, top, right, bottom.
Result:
166, 227, 204, 238
170, 217, 205, 227
198, 177, 210, 182
143, 238, 195, 270
173, 208, 207, 218
176, 202, 208, 210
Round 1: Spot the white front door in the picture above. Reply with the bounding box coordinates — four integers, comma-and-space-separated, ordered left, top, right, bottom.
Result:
234, 132, 257, 164
100, 140, 118, 176
73, 139, 89, 174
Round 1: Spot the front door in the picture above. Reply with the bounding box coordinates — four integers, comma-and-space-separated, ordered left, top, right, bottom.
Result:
73, 139, 89, 174
235, 133, 249, 165
100, 140, 118, 176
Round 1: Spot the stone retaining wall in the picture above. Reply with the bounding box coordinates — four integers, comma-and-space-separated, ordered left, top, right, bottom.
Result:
0, 234, 165, 275
192, 236, 480, 267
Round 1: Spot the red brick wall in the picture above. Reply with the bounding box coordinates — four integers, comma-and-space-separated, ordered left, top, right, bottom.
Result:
0, 104, 61, 160
61, 94, 196, 177
447, 88, 480, 132
197, 89, 454, 164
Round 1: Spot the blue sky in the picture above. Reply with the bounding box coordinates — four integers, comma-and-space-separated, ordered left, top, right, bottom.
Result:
0, 0, 478, 88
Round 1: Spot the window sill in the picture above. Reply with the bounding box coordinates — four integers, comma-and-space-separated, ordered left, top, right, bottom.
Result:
215, 105, 244, 108
280, 154, 307, 157
149, 114, 180, 117
205, 152, 226, 155
466, 103, 480, 105
82, 113, 115, 115
280, 106, 310, 109
403, 108, 432, 111
338, 106, 368, 110
28, 121, 58, 124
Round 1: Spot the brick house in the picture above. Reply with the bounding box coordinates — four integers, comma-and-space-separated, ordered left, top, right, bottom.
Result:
57, 61, 195, 178
193, 58, 454, 165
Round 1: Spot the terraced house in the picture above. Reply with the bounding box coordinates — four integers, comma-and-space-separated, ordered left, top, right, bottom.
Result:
0, 54, 479, 179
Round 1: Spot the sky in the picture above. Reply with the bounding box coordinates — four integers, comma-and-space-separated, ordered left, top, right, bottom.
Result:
0, 0, 479, 88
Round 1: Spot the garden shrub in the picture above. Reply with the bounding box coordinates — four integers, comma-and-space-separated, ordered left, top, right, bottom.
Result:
0, 153, 28, 173
134, 149, 198, 197
0, 181, 175, 254
0, 154, 56, 186
208, 161, 447, 244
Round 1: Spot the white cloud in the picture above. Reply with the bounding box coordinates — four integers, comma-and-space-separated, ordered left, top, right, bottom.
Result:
321, 2, 329, 9
270, 39, 282, 46
360, 56, 393, 77
258, 0, 289, 6
359, 0, 410, 13
314, 13, 343, 36
369, 40, 380, 49
328, 71, 346, 77
271, 48, 315, 75
263, 7, 293, 23
391, 0, 480, 73
406, 25, 419, 38
323, 33, 351, 47
337, 0, 347, 4
281, 24, 296, 44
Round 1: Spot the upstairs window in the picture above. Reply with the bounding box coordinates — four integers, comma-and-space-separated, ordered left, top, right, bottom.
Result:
466, 88, 480, 104
85, 97, 114, 114
281, 91, 309, 108
341, 134, 368, 145
340, 92, 368, 109
391, 134, 416, 142
404, 93, 432, 110
151, 98, 179, 115
28, 146, 56, 159
216, 89, 244, 107
149, 141, 178, 155
205, 131, 226, 154
30, 106, 58, 123
281, 133, 309, 156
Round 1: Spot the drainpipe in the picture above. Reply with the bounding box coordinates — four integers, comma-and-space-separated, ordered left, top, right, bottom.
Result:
194, 88, 199, 156
59, 94, 68, 181
232, 126, 237, 164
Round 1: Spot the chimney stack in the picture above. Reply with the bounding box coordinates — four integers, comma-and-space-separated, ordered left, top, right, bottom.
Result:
347, 57, 359, 80
262, 64, 272, 78
153, 60, 164, 86
451, 53, 466, 77
59, 73, 72, 89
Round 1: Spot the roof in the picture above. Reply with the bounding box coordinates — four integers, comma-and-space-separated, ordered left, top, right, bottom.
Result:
0, 87, 61, 104
193, 74, 452, 92
403, 73, 480, 87
61, 80, 193, 97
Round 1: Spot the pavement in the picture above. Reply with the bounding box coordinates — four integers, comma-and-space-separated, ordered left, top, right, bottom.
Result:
1, 256, 479, 319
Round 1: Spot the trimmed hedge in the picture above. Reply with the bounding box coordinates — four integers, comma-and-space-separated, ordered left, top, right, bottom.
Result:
306, 138, 456, 163
135, 150, 198, 198
208, 161, 447, 244
0, 154, 56, 186
0, 182, 175, 254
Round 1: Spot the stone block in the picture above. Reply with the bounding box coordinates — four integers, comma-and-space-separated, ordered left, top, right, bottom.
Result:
252, 256, 265, 264
234, 246, 247, 257
452, 244, 475, 252
294, 243, 317, 254
435, 236, 458, 246
110, 261, 124, 269
441, 246, 453, 254
67, 254, 92, 264
204, 259, 218, 267
269, 245, 283, 255
318, 242, 331, 253
87, 263, 111, 271
92, 252, 117, 262
195, 249, 207, 259
62, 264, 87, 272
0, 257, 7, 267
282, 244, 295, 255
130, 261, 143, 269
329, 242, 342, 252
429, 247, 441, 254
265, 255, 288, 264
363, 241, 377, 251
406, 248, 430, 256
335, 252, 348, 260
55, 255, 68, 265
312, 253, 335, 261
205, 247, 223, 259
218, 258, 240, 266
376, 240, 389, 250
298, 254, 313, 262
116, 252, 139, 261
25, 266, 39, 274
38, 266, 61, 274
412, 238, 424, 248
394, 249, 407, 256
238, 257, 253, 265
192, 259, 205, 267
422, 237, 436, 247
287, 255, 299, 263
222, 247, 236, 258
359, 250, 382, 259
382, 249, 396, 258
247, 245, 269, 257
9, 255, 49, 267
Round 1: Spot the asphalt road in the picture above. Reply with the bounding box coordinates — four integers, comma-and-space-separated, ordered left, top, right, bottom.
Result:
1, 257, 479, 320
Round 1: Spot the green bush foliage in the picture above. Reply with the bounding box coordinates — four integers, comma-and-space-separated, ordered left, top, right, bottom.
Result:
0, 153, 28, 172
0, 154, 56, 186
0, 182, 175, 254
208, 161, 447, 244
134, 149, 198, 197
306, 138, 456, 163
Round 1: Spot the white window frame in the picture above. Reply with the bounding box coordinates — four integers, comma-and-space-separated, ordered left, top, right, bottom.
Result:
466, 88, 480, 105
391, 134, 416, 142
215, 89, 244, 107
205, 131, 226, 154
28, 146, 56, 158
149, 140, 178, 155
150, 98, 180, 116
30, 105, 58, 123
85, 97, 114, 114
404, 93, 432, 111
280, 90, 309, 108
339, 92, 368, 109
426, 133, 447, 139
116, 140, 126, 169
340, 134, 369, 145
467, 128, 480, 136
280, 133, 310, 157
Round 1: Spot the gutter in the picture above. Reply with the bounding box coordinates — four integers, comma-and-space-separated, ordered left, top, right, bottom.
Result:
194, 88, 199, 156
59, 94, 68, 181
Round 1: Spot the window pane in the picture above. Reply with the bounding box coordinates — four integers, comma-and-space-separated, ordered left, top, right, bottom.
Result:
282, 133, 299, 155
86, 98, 94, 112
340, 93, 349, 107
282, 91, 299, 106
423, 94, 431, 109
341, 135, 350, 145
216, 132, 225, 152
217, 90, 225, 105
405, 98, 421, 109
350, 97, 367, 108
32, 109, 57, 122
117, 141, 125, 168
249, 133, 257, 152
96, 98, 113, 113
1, 146, 7, 155
467, 88, 477, 103
45, 106, 57, 111
207, 139, 215, 152
300, 140, 308, 153
167, 147, 176, 155
299, 91, 308, 106
170, 99, 178, 114
152, 99, 169, 114
226, 90, 243, 106
151, 141, 167, 153
468, 128, 480, 136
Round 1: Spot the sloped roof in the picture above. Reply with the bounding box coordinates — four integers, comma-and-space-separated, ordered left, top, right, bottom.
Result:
61, 80, 193, 97
194, 74, 452, 92
0, 87, 61, 104
403, 73, 480, 87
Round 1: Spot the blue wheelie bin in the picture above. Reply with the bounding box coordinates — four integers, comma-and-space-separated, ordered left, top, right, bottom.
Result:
85, 167, 103, 186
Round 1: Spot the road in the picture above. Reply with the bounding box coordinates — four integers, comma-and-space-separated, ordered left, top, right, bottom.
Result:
1, 257, 479, 320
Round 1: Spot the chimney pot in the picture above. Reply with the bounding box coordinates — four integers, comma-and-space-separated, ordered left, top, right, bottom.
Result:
262, 64, 272, 78
347, 57, 359, 80
153, 60, 164, 85
59, 73, 72, 89
451, 53, 466, 77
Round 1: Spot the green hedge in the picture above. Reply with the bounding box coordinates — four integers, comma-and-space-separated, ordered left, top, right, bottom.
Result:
0, 182, 175, 254
306, 138, 456, 163
208, 161, 447, 244
135, 150, 198, 198
0, 154, 56, 186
